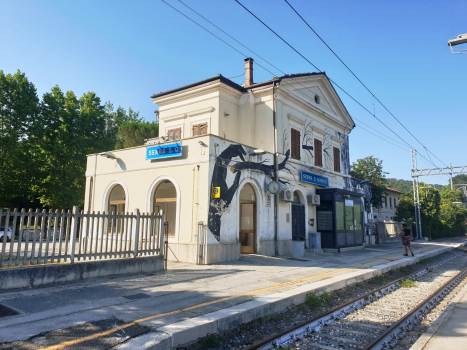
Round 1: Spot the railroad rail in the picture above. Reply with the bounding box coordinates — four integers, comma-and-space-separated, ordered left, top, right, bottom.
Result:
246, 251, 467, 350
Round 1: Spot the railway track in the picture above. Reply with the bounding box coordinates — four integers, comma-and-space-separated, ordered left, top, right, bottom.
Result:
246, 251, 467, 350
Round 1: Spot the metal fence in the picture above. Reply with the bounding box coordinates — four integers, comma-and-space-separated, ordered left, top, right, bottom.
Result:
0, 207, 165, 268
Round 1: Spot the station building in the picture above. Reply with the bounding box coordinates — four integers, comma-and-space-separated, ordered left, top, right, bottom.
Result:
84, 59, 372, 264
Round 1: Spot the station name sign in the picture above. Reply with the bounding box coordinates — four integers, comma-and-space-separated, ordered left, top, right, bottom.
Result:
300, 170, 329, 187
146, 142, 182, 160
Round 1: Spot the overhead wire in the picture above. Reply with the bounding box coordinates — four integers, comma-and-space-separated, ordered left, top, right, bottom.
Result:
234, 0, 417, 153
283, 0, 449, 169
162, 0, 441, 181
175, 0, 413, 153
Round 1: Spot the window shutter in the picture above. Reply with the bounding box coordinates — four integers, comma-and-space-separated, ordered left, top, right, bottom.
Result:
200, 123, 207, 135
314, 139, 322, 167
291, 129, 300, 160
192, 124, 200, 137
174, 128, 181, 141
333, 147, 340, 172
167, 129, 174, 141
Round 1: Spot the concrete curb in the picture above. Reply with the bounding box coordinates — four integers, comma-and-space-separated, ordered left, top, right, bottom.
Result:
409, 272, 467, 350
0, 255, 164, 290
116, 242, 466, 350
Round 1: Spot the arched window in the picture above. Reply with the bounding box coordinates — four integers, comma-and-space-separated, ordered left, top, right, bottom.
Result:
154, 180, 177, 237
108, 185, 126, 214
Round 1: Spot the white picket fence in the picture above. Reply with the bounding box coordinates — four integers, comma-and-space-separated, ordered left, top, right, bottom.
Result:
0, 207, 165, 268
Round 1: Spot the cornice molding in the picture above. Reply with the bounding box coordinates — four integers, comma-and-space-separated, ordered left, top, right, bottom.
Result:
186, 106, 215, 117
331, 136, 344, 144
154, 80, 242, 107
312, 126, 326, 136
162, 113, 186, 122
287, 113, 306, 126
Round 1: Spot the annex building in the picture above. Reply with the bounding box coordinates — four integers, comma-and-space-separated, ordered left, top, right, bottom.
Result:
84, 59, 372, 264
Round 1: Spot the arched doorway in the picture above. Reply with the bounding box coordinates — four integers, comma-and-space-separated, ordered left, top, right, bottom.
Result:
239, 183, 256, 254
292, 191, 306, 241
153, 180, 177, 237
108, 185, 126, 214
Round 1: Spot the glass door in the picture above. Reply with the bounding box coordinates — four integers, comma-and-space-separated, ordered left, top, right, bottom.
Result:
240, 203, 255, 254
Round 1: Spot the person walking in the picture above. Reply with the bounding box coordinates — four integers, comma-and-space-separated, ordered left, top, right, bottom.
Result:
402, 224, 414, 257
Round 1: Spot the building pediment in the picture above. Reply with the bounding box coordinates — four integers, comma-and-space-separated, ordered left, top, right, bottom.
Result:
278, 75, 355, 130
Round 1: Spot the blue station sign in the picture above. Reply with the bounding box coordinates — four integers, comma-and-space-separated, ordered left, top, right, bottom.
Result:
146, 142, 182, 160
300, 170, 329, 187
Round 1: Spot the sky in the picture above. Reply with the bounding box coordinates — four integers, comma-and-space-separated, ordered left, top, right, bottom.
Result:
1, 0, 466, 185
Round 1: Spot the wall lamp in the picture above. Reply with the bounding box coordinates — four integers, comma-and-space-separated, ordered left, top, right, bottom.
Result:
100, 152, 117, 160
198, 141, 208, 147
249, 149, 267, 156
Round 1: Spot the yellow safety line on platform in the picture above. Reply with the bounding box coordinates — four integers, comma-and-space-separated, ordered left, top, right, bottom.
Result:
38, 243, 458, 350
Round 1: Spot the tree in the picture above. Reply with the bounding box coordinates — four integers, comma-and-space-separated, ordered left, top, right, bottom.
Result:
115, 121, 159, 149
452, 174, 467, 186
0, 70, 39, 208
439, 187, 467, 236
394, 184, 466, 238
350, 156, 388, 209
104, 103, 142, 150
30, 87, 110, 209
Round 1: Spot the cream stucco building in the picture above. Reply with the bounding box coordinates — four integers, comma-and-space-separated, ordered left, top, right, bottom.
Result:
84, 58, 371, 264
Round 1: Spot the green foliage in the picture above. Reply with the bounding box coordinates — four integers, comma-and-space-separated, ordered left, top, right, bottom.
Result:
394, 183, 467, 238
400, 278, 416, 288
452, 174, 467, 186
0, 70, 39, 208
0, 70, 151, 209
305, 292, 332, 310
350, 156, 388, 209
198, 334, 221, 349
386, 178, 443, 193
418, 258, 432, 264
115, 121, 159, 149
439, 187, 467, 236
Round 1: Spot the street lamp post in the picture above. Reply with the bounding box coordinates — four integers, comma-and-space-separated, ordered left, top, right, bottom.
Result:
448, 33, 467, 54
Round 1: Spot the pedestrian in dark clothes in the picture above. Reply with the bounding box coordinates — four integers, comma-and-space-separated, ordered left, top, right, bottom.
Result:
402, 224, 414, 257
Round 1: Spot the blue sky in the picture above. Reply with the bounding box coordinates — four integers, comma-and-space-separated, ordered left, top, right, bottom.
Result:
1, 0, 466, 185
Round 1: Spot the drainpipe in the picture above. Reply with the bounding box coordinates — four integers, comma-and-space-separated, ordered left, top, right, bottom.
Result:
273, 82, 279, 256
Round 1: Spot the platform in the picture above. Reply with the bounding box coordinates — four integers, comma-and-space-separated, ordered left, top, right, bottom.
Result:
0, 237, 465, 349
411, 266, 467, 350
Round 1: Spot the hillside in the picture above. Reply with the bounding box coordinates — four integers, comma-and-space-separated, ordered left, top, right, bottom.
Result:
386, 178, 444, 193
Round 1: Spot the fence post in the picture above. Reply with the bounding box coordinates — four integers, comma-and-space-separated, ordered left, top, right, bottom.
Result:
158, 209, 165, 258
134, 209, 140, 258
70, 206, 79, 263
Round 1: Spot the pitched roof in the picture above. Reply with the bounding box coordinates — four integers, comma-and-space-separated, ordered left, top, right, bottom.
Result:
150, 72, 325, 99
386, 187, 404, 194
150, 71, 354, 127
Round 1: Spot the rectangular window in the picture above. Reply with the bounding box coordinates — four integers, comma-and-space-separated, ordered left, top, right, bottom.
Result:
390, 198, 392, 208
192, 123, 208, 137
167, 128, 181, 141
291, 128, 301, 160
314, 139, 323, 167
385, 197, 388, 208
333, 147, 340, 172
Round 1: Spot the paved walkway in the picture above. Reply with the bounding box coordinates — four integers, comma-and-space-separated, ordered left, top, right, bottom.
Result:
411, 267, 467, 350
0, 237, 465, 346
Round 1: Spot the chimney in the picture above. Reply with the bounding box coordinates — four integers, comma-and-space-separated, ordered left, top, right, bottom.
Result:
244, 58, 254, 87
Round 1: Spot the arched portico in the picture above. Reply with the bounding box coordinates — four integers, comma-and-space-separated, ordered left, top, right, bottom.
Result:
102, 181, 129, 213
237, 179, 262, 254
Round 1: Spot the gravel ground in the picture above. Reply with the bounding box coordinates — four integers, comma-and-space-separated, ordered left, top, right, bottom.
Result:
278, 251, 467, 350
178, 250, 466, 350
